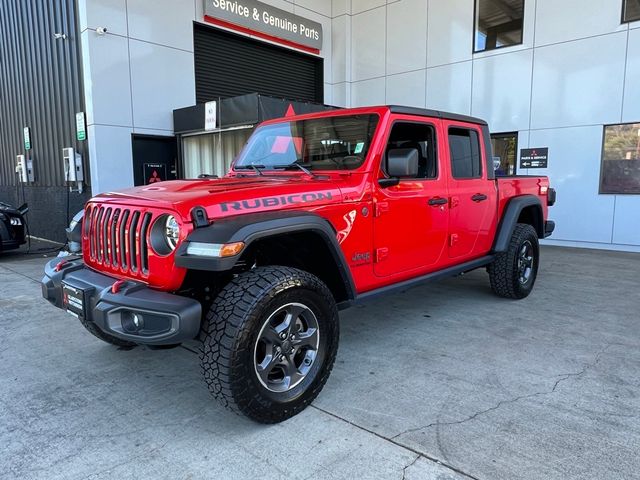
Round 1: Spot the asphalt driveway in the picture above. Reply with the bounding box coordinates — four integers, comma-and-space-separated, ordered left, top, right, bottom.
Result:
1, 245, 639, 479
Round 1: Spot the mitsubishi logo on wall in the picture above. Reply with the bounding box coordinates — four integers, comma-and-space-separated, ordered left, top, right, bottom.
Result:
203, 0, 323, 53
144, 163, 167, 184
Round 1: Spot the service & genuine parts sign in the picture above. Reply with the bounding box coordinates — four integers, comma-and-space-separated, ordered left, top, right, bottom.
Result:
204, 0, 323, 51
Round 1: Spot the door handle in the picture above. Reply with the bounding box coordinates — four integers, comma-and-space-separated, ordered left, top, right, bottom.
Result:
471, 193, 488, 202
428, 197, 448, 206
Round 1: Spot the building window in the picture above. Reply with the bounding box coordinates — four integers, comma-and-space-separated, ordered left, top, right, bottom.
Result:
449, 128, 482, 179
474, 0, 524, 53
623, 0, 640, 23
491, 132, 518, 176
600, 123, 640, 194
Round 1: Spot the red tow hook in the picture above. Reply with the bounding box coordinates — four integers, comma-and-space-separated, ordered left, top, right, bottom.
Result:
111, 280, 127, 294
54, 259, 69, 272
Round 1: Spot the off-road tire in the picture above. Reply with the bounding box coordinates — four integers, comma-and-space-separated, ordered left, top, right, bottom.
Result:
79, 317, 137, 347
200, 266, 339, 423
488, 223, 539, 299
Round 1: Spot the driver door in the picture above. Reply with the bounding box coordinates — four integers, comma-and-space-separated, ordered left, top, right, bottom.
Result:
373, 117, 449, 277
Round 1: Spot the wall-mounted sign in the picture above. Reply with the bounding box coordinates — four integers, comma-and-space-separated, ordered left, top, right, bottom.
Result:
76, 112, 86, 141
204, 100, 217, 131
203, 0, 323, 53
23, 127, 31, 150
520, 147, 548, 168
144, 163, 167, 184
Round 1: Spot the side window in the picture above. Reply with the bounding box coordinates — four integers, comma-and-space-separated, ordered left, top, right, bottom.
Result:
385, 122, 437, 179
449, 127, 482, 179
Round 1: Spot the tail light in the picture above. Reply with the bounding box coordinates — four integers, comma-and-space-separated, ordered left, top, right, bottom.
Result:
547, 187, 556, 206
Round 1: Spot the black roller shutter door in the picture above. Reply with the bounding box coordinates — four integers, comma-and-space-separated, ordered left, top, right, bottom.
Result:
194, 23, 324, 104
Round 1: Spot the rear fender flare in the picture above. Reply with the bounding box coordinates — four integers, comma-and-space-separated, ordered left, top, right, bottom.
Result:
492, 195, 544, 253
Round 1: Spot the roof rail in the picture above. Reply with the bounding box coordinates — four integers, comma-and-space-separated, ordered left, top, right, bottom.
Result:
388, 105, 488, 126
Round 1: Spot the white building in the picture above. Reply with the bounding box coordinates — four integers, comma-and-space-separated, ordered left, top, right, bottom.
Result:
23, 0, 640, 249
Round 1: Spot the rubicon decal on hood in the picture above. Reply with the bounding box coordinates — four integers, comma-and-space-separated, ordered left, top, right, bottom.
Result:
220, 192, 334, 212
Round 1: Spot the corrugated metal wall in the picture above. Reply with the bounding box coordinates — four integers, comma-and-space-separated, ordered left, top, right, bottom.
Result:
0, 0, 87, 187
0, 0, 89, 243
194, 24, 324, 104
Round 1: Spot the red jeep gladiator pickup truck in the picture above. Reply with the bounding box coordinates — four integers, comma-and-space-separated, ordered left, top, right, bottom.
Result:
42, 106, 555, 423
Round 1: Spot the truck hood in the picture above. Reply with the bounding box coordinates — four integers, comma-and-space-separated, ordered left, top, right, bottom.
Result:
93, 175, 345, 221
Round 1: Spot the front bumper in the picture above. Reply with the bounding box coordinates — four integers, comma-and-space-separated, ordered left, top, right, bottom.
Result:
0, 220, 26, 251
41, 257, 202, 345
1, 239, 23, 251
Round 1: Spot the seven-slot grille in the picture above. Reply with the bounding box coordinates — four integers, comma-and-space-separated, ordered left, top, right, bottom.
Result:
85, 204, 153, 276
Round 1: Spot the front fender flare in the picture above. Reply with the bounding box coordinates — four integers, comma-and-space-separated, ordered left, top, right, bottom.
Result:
175, 211, 356, 301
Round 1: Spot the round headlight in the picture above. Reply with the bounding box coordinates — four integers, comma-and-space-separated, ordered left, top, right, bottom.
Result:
150, 214, 180, 256
165, 215, 180, 250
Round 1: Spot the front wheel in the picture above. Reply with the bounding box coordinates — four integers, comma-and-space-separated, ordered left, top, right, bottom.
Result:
200, 266, 339, 423
488, 223, 540, 299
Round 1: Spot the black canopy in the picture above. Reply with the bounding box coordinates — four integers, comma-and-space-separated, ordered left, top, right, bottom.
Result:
173, 93, 335, 134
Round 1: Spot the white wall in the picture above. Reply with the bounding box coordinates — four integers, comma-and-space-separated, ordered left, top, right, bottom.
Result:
78, 0, 640, 251
328, 0, 640, 252
78, 0, 333, 194
78, 0, 197, 193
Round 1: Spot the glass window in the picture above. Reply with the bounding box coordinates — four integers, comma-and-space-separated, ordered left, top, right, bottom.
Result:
600, 123, 640, 194
474, 0, 524, 53
182, 128, 253, 178
385, 122, 438, 179
623, 0, 640, 23
234, 114, 379, 171
449, 128, 482, 179
491, 132, 518, 176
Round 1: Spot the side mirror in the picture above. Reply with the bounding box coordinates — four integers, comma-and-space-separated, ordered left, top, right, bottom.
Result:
388, 148, 419, 177
380, 148, 419, 187
17, 203, 28, 215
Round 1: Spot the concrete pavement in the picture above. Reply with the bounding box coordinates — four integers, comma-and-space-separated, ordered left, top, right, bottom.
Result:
1, 246, 639, 479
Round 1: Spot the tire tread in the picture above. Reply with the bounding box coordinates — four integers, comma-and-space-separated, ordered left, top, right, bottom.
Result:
200, 266, 338, 423
488, 223, 539, 299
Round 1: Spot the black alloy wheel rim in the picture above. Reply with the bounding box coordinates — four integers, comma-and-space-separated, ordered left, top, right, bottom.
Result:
254, 302, 320, 393
517, 240, 535, 285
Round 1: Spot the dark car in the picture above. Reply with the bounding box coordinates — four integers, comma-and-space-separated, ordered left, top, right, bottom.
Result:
0, 202, 27, 252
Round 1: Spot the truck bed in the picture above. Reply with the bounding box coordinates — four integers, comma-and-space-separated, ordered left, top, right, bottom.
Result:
496, 175, 550, 225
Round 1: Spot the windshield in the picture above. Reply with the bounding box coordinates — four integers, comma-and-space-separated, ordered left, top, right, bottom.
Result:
234, 114, 379, 171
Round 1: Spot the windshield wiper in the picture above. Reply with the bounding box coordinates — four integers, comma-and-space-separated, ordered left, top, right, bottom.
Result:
235, 164, 265, 176
273, 163, 316, 177
236, 163, 317, 178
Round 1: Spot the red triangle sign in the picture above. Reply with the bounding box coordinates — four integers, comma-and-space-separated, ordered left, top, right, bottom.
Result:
285, 104, 296, 117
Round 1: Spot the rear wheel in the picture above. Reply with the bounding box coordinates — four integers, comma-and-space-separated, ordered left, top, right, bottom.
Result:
200, 266, 339, 423
488, 223, 539, 299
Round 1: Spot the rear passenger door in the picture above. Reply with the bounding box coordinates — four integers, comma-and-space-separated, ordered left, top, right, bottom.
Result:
444, 122, 497, 260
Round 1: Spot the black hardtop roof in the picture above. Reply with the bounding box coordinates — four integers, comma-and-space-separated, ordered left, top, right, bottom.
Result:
388, 105, 488, 126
